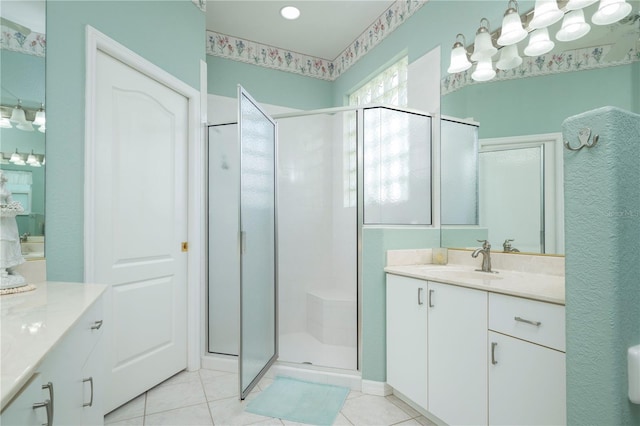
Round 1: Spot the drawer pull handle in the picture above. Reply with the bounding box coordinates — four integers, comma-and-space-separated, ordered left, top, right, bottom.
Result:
514, 316, 541, 326
91, 320, 103, 330
418, 288, 424, 305
83, 377, 94, 407
42, 382, 54, 422
33, 399, 52, 426
491, 342, 498, 365
428, 289, 435, 307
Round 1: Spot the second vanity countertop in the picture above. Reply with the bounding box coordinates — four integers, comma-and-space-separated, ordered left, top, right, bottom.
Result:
385, 264, 565, 305
0, 281, 107, 411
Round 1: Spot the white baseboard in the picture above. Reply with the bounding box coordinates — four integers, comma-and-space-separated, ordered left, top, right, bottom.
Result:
361, 380, 393, 396
201, 354, 238, 373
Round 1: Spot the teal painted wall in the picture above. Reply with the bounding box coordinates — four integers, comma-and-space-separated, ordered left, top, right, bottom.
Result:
331, 0, 525, 105
207, 56, 333, 110
563, 106, 640, 425
442, 64, 639, 139
46, 1, 205, 281
361, 228, 440, 382
1, 50, 45, 107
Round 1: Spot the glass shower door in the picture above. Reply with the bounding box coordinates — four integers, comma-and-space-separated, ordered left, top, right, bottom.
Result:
238, 86, 278, 399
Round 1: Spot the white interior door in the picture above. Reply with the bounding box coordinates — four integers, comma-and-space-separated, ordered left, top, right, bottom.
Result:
92, 49, 189, 412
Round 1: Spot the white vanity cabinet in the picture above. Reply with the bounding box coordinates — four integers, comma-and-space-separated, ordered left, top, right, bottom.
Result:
0, 374, 49, 425
1, 295, 105, 426
488, 293, 566, 426
427, 281, 487, 425
386, 272, 566, 426
386, 274, 428, 408
386, 275, 487, 425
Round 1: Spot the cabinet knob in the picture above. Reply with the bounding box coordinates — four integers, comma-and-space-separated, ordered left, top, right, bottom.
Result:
91, 320, 103, 330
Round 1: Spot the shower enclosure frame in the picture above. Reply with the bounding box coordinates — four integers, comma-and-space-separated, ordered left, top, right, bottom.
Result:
205, 103, 436, 377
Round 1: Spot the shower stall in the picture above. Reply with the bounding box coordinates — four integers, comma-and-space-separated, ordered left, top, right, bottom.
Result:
207, 102, 433, 377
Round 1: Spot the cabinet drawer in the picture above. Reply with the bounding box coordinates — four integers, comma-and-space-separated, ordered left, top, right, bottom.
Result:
489, 293, 565, 352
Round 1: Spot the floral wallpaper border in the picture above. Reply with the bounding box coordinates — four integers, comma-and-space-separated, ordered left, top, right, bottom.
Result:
442, 44, 640, 95
206, 0, 427, 81
0, 25, 46, 57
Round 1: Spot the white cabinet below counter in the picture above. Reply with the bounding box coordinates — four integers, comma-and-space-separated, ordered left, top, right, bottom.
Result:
0, 282, 107, 426
385, 273, 566, 426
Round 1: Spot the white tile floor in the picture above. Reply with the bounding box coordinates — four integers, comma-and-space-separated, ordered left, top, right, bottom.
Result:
104, 369, 436, 426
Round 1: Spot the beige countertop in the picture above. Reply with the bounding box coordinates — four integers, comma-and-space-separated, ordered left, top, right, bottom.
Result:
0, 281, 107, 411
385, 264, 565, 305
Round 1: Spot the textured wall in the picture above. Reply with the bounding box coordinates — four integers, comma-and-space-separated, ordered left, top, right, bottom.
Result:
564, 106, 640, 424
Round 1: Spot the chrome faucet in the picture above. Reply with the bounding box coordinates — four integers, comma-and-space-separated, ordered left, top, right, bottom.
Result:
20, 233, 29, 243
472, 240, 495, 273
503, 239, 520, 253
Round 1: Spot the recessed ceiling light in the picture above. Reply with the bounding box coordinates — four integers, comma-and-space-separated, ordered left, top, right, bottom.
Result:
280, 6, 300, 20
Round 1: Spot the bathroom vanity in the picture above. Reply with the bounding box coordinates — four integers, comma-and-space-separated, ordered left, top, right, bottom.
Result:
385, 254, 566, 426
0, 282, 107, 425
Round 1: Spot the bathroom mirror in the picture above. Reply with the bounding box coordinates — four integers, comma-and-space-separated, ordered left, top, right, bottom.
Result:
0, 0, 46, 258
440, 1, 640, 255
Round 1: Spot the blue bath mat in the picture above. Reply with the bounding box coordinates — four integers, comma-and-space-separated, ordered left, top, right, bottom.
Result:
245, 376, 350, 425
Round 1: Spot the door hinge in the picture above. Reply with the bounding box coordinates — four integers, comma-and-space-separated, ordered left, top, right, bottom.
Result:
181, 242, 189, 252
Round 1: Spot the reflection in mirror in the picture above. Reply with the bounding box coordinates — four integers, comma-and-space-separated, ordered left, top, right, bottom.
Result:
0, 0, 46, 258
440, 1, 640, 255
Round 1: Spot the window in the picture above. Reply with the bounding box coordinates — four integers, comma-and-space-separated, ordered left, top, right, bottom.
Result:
344, 56, 408, 207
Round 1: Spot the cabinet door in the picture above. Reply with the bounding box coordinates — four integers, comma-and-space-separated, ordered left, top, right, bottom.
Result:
386, 274, 428, 408
0, 374, 48, 426
427, 282, 488, 425
489, 331, 566, 425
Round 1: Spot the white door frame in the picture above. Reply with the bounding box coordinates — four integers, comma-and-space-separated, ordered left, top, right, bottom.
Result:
479, 132, 564, 254
83, 25, 204, 372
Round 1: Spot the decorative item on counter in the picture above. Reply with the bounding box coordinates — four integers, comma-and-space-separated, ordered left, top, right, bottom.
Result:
0, 171, 28, 291
432, 247, 449, 265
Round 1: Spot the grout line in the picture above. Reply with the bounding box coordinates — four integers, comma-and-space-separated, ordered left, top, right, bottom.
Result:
199, 369, 217, 426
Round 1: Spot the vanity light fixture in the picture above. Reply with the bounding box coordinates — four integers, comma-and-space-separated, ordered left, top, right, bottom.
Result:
530, 0, 564, 29
524, 27, 555, 56
16, 120, 34, 132
280, 6, 300, 20
447, 34, 472, 73
471, 58, 497, 81
9, 101, 27, 125
557, 9, 591, 41
5, 149, 44, 167
9, 149, 25, 165
26, 150, 39, 165
2, 101, 46, 133
471, 18, 498, 61
497, 0, 528, 46
566, 0, 599, 10
496, 44, 523, 70
33, 104, 45, 127
592, 0, 632, 25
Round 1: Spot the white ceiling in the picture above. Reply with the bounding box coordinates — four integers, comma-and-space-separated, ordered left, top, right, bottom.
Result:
206, 0, 395, 60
